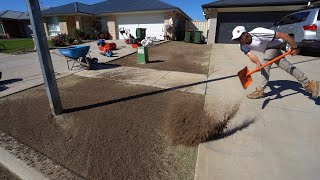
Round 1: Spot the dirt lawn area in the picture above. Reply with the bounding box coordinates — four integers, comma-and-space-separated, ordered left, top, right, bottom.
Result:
0, 164, 20, 180
109, 41, 212, 74
0, 75, 204, 179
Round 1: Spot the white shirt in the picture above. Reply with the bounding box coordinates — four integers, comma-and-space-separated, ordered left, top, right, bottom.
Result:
240, 27, 284, 54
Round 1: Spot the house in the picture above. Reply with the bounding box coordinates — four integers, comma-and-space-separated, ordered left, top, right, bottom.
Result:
0, 10, 31, 38
202, 0, 318, 44
41, 0, 191, 40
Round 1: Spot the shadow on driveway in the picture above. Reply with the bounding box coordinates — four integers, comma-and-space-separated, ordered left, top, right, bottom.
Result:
262, 80, 320, 109
0, 78, 23, 92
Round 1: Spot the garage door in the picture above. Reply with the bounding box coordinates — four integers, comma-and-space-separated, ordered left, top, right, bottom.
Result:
216, 12, 293, 43
117, 13, 164, 40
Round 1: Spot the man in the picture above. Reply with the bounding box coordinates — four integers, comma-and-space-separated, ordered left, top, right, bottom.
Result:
231, 26, 319, 99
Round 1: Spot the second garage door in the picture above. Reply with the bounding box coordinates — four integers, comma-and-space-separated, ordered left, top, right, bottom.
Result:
117, 13, 164, 40
215, 11, 294, 43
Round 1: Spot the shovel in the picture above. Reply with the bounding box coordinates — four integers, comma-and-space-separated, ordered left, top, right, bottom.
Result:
238, 49, 292, 89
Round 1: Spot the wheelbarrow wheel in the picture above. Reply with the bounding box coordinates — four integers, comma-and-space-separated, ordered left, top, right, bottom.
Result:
80, 57, 91, 70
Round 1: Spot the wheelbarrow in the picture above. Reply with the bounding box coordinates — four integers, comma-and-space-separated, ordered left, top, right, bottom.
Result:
58, 46, 98, 70
238, 49, 292, 89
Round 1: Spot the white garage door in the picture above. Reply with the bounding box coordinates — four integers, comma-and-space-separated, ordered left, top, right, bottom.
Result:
117, 13, 164, 40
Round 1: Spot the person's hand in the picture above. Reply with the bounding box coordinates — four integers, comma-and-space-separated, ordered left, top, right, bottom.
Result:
290, 48, 300, 56
256, 61, 263, 69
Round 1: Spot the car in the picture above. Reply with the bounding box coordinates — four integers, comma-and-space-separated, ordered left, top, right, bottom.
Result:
271, 6, 320, 52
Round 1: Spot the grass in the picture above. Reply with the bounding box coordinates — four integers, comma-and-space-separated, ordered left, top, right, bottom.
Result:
0, 38, 53, 54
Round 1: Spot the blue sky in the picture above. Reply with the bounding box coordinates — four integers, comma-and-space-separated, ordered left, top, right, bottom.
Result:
0, 0, 214, 20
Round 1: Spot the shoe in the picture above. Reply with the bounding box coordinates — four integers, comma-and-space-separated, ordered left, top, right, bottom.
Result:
247, 88, 265, 99
303, 80, 319, 98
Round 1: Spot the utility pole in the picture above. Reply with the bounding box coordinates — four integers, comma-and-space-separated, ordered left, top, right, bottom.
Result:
25, 0, 63, 116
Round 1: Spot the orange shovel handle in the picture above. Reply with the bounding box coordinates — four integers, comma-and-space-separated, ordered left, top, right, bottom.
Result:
246, 49, 293, 76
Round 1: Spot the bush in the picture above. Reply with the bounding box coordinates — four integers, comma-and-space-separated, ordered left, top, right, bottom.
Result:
89, 34, 95, 40
51, 33, 67, 47
73, 29, 86, 40
67, 36, 75, 44
99, 33, 110, 40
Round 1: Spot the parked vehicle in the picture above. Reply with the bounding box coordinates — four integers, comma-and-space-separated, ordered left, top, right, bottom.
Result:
271, 6, 320, 52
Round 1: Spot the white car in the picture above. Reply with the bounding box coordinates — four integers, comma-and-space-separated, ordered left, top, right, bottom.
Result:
272, 6, 320, 52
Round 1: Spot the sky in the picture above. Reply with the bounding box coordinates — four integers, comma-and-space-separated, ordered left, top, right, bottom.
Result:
0, 0, 215, 20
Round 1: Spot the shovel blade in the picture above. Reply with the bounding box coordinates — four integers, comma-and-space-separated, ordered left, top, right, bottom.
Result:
238, 66, 252, 89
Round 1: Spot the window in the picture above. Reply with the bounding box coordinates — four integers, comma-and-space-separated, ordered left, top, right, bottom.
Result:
95, 17, 107, 32
278, 11, 310, 25
296, 12, 310, 22
278, 15, 296, 25
47, 17, 60, 36
317, 10, 320, 20
0, 23, 5, 35
95, 17, 103, 32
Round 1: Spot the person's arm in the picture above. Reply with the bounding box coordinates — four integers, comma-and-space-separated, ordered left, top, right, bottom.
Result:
247, 51, 262, 68
275, 32, 299, 56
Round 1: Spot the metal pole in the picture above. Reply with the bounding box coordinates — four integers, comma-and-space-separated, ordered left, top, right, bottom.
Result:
25, 0, 63, 115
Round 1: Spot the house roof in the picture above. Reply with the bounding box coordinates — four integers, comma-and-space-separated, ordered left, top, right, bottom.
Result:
92, 0, 177, 14
41, 0, 191, 20
202, 0, 316, 8
41, 2, 94, 15
0, 10, 29, 20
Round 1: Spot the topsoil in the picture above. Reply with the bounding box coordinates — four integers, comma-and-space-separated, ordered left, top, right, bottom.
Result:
0, 75, 203, 180
109, 41, 212, 74
0, 164, 20, 180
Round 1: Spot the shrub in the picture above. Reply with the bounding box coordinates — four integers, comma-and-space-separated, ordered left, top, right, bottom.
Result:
99, 33, 110, 40
51, 33, 67, 47
89, 34, 95, 40
73, 29, 86, 40
67, 36, 75, 44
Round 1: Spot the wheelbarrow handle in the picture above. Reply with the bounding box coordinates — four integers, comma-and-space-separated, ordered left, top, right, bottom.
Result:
246, 49, 293, 76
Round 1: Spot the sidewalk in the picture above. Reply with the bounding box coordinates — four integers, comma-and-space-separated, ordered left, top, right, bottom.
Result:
0, 40, 169, 98
0, 52, 83, 98
195, 44, 320, 180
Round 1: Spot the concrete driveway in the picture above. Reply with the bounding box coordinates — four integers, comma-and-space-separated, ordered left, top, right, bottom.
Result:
196, 44, 320, 180
0, 51, 81, 98
0, 39, 145, 98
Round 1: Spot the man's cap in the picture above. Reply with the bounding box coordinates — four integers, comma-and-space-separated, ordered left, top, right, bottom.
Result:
231, 26, 246, 40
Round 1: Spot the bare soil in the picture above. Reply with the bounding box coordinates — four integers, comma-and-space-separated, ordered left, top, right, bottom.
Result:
109, 41, 212, 74
0, 164, 20, 180
0, 75, 203, 180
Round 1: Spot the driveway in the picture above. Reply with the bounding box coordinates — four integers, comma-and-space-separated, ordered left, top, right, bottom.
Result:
196, 44, 320, 180
0, 39, 147, 98
0, 52, 81, 97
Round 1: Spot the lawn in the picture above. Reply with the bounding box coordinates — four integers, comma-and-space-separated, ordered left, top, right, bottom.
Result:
0, 38, 53, 54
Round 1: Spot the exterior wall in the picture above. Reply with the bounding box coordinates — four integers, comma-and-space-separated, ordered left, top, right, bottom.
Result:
82, 16, 96, 35
174, 13, 187, 41
75, 16, 83, 30
23, 20, 32, 38
2, 20, 26, 38
58, 17, 68, 34
0, 20, 6, 37
207, 12, 217, 44
66, 16, 76, 35
42, 17, 49, 38
107, 15, 117, 40
164, 12, 176, 40
44, 15, 95, 37
186, 21, 209, 37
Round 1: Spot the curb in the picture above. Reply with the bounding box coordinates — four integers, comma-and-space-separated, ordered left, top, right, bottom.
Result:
0, 130, 84, 180
0, 147, 48, 180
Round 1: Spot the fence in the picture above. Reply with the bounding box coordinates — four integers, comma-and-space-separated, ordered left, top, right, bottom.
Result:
185, 21, 209, 38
